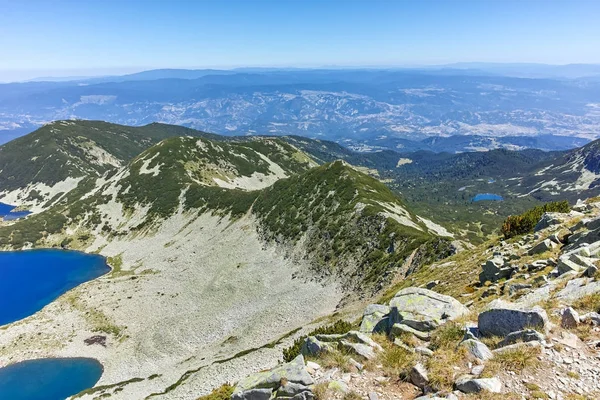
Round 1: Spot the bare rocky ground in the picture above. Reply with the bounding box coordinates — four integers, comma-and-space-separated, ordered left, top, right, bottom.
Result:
227, 199, 600, 400
0, 211, 343, 399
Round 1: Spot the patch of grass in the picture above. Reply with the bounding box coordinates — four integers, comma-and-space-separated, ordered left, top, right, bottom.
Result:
485, 346, 540, 374
283, 320, 353, 362
196, 384, 234, 400
376, 340, 417, 378
343, 392, 363, 400
429, 321, 464, 350
567, 371, 581, 379
312, 382, 330, 400
573, 293, 600, 313
318, 349, 352, 372
426, 347, 468, 391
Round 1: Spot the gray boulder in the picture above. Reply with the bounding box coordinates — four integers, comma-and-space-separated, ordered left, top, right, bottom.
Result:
561, 307, 580, 329
556, 278, 600, 302
479, 257, 515, 283
508, 283, 532, 296
389, 287, 469, 331
391, 323, 431, 341
410, 362, 430, 389
557, 256, 583, 275
276, 382, 311, 398
454, 375, 502, 394
233, 355, 313, 393
301, 336, 334, 357
232, 389, 273, 400
585, 265, 598, 277
580, 312, 600, 326
497, 329, 545, 348
339, 340, 376, 360
534, 212, 566, 232
359, 304, 390, 333
528, 239, 556, 255
458, 339, 493, 361
478, 300, 549, 337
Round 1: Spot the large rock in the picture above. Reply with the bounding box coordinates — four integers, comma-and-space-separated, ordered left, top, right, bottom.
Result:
232, 389, 273, 400
534, 212, 567, 232
391, 323, 431, 341
479, 257, 515, 283
557, 256, 583, 275
410, 362, 430, 389
556, 278, 600, 302
359, 304, 390, 333
528, 239, 557, 255
301, 336, 334, 357
478, 300, 549, 337
454, 375, 502, 394
497, 329, 545, 348
233, 355, 313, 394
561, 307, 580, 329
458, 339, 493, 361
339, 340, 376, 360
389, 287, 469, 331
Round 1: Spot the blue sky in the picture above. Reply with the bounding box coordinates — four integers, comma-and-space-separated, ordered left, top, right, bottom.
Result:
1, 0, 599, 80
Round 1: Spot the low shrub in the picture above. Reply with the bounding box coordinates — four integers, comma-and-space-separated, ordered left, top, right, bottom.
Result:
282, 320, 353, 362
196, 384, 234, 400
501, 200, 570, 239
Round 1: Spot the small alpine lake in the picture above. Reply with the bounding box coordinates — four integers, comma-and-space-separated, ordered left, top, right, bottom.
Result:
472, 193, 504, 202
0, 202, 32, 220
0, 358, 103, 400
0, 249, 110, 326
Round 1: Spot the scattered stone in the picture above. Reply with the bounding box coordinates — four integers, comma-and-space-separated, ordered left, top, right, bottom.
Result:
339, 340, 376, 360
585, 264, 598, 277
84, 335, 107, 347
426, 280, 441, 289
391, 323, 431, 341
359, 304, 390, 333
410, 362, 430, 389
580, 312, 600, 326
497, 329, 545, 348
415, 346, 434, 357
492, 341, 541, 354
508, 283, 532, 296
231, 388, 273, 400
557, 256, 583, 275
534, 213, 566, 232
306, 361, 321, 371
478, 300, 549, 337
471, 365, 485, 376
479, 257, 515, 283
368, 392, 378, 400
454, 375, 502, 394
301, 336, 334, 357
459, 339, 494, 361
277, 382, 311, 398
528, 239, 556, 255
561, 307, 580, 329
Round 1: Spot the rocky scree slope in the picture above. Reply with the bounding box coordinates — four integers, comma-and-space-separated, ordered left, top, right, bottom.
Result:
224, 199, 600, 400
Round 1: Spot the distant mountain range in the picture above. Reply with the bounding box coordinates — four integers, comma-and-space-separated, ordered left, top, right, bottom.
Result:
1, 67, 600, 152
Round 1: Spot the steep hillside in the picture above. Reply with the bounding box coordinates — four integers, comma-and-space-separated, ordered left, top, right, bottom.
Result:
0, 120, 208, 210
0, 138, 454, 399
518, 138, 600, 201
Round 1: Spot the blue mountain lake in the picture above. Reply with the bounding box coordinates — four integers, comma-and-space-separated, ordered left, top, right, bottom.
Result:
473, 193, 504, 202
0, 202, 32, 220
0, 358, 103, 400
0, 249, 110, 326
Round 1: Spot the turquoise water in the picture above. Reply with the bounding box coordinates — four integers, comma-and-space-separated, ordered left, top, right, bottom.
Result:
473, 193, 504, 202
0, 202, 32, 220
0, 358, 103, 400
0, 249, 110, 325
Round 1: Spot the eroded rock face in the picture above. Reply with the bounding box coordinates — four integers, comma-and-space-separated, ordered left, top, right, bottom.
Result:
389, 287, 469, 330
478, 300, 549, 337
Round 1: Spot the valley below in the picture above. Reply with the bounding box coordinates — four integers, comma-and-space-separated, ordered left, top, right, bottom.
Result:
1, 119, 600, 400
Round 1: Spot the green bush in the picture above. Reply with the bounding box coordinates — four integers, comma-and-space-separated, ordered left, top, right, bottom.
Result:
282, 320, 353, 362
501, 200, 570, 239
196, 384, 234, 400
